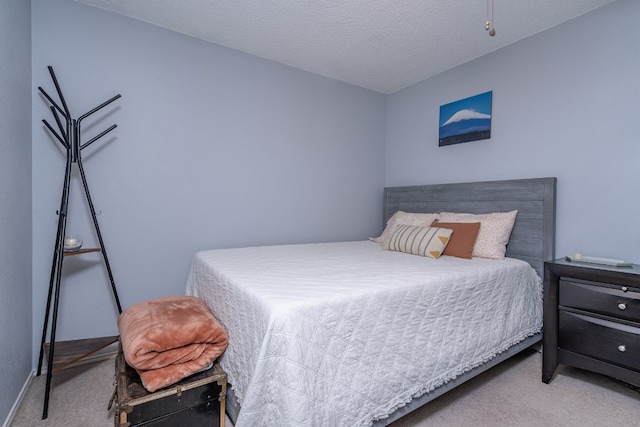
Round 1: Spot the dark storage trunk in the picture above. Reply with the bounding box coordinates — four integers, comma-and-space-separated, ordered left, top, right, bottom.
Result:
113, 352, 226, 426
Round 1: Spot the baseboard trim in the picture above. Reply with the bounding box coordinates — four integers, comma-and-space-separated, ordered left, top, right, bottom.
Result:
2, 371, 34, 427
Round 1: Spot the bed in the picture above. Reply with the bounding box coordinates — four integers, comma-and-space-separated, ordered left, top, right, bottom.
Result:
185, 177, 556, 426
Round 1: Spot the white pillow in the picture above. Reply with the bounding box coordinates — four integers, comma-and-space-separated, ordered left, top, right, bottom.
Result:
370, 211, 440, 245
384, 225, 453, 259
437, 210, 518, 259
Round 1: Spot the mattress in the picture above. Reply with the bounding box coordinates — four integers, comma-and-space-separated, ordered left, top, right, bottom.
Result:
185, 240, 542, 427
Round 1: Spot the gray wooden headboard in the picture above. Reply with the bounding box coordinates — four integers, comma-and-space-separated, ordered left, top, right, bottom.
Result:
383, 177, 557, 277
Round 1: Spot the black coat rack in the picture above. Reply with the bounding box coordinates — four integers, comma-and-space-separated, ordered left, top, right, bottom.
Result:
36, 66, 123, 419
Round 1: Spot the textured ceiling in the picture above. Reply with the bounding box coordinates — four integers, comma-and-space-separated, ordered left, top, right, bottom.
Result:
76, 0, 616, 94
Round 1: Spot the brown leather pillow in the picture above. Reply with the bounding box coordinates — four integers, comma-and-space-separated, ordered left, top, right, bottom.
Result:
430, 222, 481, 259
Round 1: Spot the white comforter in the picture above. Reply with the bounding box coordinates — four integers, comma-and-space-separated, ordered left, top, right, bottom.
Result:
186, 240, 542, 427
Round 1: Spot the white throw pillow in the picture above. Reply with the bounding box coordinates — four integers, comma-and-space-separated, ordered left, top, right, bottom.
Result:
371, 211, 439, 245
437, 210, 518, 259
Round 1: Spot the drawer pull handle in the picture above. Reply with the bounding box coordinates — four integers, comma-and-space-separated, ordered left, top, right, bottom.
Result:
618, 303, 627, 310
618, 345, 626, 352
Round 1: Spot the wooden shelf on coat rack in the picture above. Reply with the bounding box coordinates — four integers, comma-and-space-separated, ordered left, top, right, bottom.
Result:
43, 335, 119, 374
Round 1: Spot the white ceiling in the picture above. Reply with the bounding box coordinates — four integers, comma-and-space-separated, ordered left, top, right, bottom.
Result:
76, 0, 616, 94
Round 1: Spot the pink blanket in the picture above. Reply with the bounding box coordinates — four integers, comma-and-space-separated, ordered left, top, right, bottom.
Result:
118, 295, 228, 392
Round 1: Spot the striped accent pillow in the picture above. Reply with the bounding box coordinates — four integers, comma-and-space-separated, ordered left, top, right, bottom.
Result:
384, 225, 453, 259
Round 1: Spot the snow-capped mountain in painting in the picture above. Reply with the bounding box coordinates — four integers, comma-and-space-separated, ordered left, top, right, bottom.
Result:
442, 109, 491, 127
439, 109, 491, 139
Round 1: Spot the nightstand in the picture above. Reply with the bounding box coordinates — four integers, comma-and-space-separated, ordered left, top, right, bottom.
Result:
542, 259, 640, 386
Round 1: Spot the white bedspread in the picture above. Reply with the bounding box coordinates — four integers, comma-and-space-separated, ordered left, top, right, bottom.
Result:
186, 240, 542, 427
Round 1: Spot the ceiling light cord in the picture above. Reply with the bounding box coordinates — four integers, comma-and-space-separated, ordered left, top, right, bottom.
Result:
485, 0, 496, 36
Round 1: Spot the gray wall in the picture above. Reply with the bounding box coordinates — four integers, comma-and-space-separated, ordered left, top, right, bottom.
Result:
0, 0, 33, 422
30, 0, 386, 365
386, 0, 640, 263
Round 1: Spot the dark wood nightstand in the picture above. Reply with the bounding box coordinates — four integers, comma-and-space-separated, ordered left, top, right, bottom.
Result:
542, 258, 640, 386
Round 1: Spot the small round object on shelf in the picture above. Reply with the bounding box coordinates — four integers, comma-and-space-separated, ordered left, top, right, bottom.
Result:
63, 235, 83, 251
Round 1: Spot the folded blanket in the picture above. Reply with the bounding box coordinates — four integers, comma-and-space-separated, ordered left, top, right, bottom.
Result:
118, 295, 228, 392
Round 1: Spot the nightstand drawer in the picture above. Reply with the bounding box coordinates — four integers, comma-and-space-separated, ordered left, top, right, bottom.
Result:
559, 279, 640, 322
559, 311, 640, 371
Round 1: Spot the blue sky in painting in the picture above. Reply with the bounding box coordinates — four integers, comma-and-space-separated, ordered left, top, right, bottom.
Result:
439, 91, 492, 127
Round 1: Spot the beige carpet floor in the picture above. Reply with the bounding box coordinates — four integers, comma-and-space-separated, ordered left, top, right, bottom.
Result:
8, 348, 640, 427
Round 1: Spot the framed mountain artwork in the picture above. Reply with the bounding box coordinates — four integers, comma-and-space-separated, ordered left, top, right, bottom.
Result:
439, 91, 492, 146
